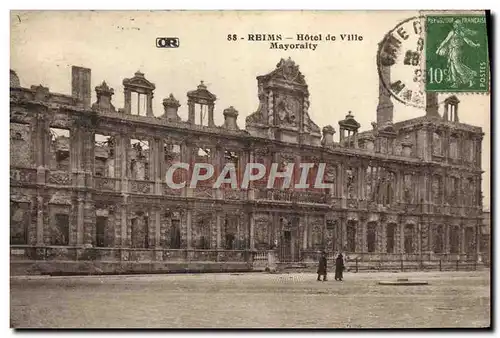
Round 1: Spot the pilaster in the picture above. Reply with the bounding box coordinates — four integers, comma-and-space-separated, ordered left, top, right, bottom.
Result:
120, 197, 128, 247
186, 207, 193, 249
216, 209, 222, 249
77, 197, 84, 245
249, 211, 255, 250
36, 195, 45, 245
154, 208, 161, 248
400, 223, 405, 254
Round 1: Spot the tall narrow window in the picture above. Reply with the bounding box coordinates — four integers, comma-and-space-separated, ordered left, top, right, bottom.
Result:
96, 216, 107, 247
450, 226, 460, 254
49, 128, 70, 171
386, 224, 396, 253
346, 221, 356, 252
367, 222, 377, 253
52, 213, 69, 246
130, 139, 150, 180
10, 202, 28, 245
170, 219, 181, 249
434, 225, 444, 254
404, 224, 414, 254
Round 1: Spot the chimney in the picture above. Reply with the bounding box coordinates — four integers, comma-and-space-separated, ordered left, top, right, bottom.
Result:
72, 66, 91, 108
376, 64, 394, 126
425, 92, 439, 117
223, 106, 239, 130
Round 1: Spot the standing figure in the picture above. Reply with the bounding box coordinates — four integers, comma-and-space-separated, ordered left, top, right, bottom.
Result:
436, 19, 481, 88
335, 253, 345, 281
317, 251, 327, 281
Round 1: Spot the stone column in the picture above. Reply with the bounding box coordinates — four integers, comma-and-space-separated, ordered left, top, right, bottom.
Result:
121, 135, 129, 193
396, 170, 402, 202
337, 163, 344, 198
148, 138, 156, 181
460, 223, 466, 254
303, 214, 309, 250
445, 223, 450, 253
357, 167, 363, 199
155, 138, 163, 195
34, 116, 44, 167
187, 100, 195, 124
341, 215, 347, 251
247, 148, 255, 200
381, 222, 387, 254
249, 211, 255, 250
83, 196, 95, 246
216, 210, 222, 249
77, 197, 84, 245
124, 89, 131, 114
36, 195, 45, 245
426, 221, 433, 253
476, 221, 481, 259
208, 103, 215, 127
417, 222, 422, 257
136, 93, 141, 115
186, 208, 193, 249
120, 201, 128, 247
155, 208, 161, 248
400, 223, 405, 254
360, 220, 367, 252
147, 93, 154, 117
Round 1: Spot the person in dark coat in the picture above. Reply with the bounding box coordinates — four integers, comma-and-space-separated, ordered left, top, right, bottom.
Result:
317, 251, 328, 281
335, 253, 345, 281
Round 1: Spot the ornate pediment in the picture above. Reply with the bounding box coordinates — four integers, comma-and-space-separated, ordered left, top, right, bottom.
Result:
338, 111, 360, 131
187, 81, 216, 102
246, 59, 321, 145
123, 71, 156, 91
260, 57, 306, 85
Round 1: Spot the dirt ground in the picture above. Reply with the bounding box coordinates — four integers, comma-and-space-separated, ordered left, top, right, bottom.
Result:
10, 270, 490, 328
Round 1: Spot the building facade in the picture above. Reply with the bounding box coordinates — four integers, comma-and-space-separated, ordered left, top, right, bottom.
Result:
481, 210, 491, 265
10, 58, 485, 274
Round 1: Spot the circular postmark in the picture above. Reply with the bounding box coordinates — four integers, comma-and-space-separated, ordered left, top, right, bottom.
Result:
377, 16, 428, 109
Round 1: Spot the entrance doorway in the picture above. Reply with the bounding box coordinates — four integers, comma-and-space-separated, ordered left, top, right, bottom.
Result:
278, 217, 300, 262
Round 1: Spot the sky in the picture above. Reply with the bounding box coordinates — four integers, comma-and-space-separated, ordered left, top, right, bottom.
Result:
10, 10, 491, 208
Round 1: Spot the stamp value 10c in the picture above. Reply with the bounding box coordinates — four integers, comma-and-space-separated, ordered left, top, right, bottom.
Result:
425, 15, 489, 92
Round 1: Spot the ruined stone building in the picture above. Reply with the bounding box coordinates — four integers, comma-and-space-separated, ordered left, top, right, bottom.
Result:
9, 58, 485, 273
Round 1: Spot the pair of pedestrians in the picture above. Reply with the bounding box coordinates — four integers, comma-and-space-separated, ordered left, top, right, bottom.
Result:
317, 251, 345, 282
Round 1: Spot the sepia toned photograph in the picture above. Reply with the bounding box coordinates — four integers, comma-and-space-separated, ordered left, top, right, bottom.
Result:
9, 10, 491, 328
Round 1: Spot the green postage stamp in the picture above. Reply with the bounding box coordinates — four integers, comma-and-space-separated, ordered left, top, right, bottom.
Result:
425, 15, 489, 92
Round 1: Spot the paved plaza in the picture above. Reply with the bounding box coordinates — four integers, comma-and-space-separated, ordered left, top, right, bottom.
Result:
10, 270, 490, 328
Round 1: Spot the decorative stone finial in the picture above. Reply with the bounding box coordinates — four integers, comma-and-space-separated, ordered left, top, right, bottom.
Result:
92, 81, 116, 112
10, 70, 20, 88
223, 106, 239, 130
95, 81, 114, 96
401, 135, 414, 157
322, 125, 336, 135
223, 106, 238, 117
197, 80, 207, 90
163, 93, 181, 108
322, 125, 336, 147
162, 94, 181, 121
